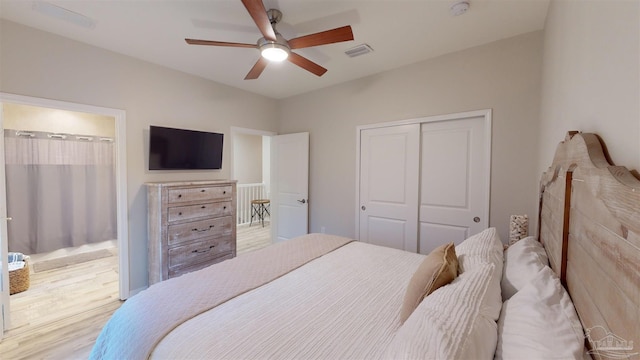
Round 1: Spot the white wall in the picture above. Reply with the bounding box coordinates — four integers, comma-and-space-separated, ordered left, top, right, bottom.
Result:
233, 133, 263, 184
278, 31, 544, 242
538, 0, 640, 175
0, 20, 278, 292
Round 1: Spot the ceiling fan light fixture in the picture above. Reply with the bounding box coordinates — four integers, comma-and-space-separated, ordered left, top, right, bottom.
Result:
260, 43, 289, 62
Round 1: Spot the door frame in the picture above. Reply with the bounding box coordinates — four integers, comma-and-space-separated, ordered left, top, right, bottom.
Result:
355, 109, 492, 240
0, 93, 130, 308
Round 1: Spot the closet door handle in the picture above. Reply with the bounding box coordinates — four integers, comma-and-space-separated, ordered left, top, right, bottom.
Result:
1, 217, 12, 221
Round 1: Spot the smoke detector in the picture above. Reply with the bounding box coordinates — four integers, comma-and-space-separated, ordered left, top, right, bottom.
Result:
450, 0, 470, 16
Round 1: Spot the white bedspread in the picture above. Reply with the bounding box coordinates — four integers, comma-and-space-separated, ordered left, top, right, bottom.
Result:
91, 234, 355, 360
152, 241, 425, 359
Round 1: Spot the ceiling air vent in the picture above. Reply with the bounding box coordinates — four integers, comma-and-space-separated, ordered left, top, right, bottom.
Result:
345, 44, 374, 58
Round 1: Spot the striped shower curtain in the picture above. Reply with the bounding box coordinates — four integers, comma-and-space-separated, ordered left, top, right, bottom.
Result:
4, 130, 117, 255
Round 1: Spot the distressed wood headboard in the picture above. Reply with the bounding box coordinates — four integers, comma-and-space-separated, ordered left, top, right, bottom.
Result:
539, 131, 639, 360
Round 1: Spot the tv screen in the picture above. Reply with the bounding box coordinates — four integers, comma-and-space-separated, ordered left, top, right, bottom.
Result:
149, 126, 223, 170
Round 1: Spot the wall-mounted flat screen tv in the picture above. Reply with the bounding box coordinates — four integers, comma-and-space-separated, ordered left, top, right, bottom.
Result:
149, 125, 223, 170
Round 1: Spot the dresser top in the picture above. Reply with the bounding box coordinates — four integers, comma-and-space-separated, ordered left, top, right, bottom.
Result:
145, 180, 237, 187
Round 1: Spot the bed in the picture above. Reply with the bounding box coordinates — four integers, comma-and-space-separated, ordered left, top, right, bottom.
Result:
91, 132, 639, 360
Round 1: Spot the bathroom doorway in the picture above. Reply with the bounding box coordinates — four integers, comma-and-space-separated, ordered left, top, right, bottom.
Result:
0, 93, 129, 337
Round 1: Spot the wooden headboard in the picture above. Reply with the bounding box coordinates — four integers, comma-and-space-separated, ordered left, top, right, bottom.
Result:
539, 132, 640, 360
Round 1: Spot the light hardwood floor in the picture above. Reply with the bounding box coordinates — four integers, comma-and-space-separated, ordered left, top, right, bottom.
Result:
236, 221, 272, 254
0, 224, 271, 359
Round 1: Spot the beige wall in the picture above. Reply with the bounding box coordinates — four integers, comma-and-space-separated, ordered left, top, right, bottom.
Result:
0, 20, 278, 292
538, 0, 640, 176
3, 103, 115, 137
278, 31, 544, 243
233, 133, 263, 184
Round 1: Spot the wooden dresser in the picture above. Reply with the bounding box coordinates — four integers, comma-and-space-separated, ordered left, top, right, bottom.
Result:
146, 180, 237, 285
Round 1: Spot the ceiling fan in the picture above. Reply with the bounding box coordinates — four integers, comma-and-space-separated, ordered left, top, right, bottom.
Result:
185, 0, 354, 80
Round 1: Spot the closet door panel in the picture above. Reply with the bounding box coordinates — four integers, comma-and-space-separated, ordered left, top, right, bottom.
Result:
359, 124, 419, 252
419, 116, 489, 254
419, 223, 469, 254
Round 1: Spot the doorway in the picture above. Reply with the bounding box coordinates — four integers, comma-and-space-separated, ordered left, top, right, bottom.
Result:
0, 93, 129, 336
231, 127, 275, 254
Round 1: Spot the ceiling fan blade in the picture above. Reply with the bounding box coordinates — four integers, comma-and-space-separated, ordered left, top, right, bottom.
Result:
288, 25, 354, 50
185, 39, 257, 48
245, 57, 269, 80
241, 0, 277, 42
287, 52, 327, 77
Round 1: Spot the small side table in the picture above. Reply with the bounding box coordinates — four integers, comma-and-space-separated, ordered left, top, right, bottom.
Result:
250, 199, 270, 227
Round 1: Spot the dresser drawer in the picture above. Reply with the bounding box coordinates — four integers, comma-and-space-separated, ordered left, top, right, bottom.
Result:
167, 216, 232, 245
168, 201, 232, 222
168, 186, 232, 204
167, 236, 232, 271
168, 252, 233, 278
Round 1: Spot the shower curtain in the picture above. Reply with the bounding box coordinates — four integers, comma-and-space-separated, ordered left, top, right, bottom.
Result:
4, 130, 117, 255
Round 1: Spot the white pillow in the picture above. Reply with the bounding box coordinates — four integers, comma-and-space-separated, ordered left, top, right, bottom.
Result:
495, 266, 585, 360
455, 227, 504, 317
456, 227, 504, 274
501, 236, 549, 301
386, 263, 499, 360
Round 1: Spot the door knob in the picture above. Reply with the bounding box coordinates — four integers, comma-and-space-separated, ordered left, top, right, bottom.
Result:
297, 199, 306, 204
361, 206, 366, 211
473, 217, 480, 223
2, 217, 12, 221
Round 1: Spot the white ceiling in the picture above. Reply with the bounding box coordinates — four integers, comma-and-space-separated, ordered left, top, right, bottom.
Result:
0, 0, 550, 99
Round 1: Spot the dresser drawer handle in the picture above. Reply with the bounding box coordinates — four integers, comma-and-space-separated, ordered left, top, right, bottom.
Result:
223, 190, 226, 194
178, 194, 182, 198
178, 212, 182, 216
223, 206, 226, 210
192, 225, 214, 233
201, 206, 206, 209
192, 245, 215, 253
201, 189, 206, 192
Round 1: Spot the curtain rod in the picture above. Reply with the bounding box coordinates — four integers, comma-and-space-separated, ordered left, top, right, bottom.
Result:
10, 129, 113, 142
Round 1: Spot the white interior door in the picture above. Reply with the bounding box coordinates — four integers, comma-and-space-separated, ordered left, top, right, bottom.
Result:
271, 132, 309, 242
359, 125, 420, 252
0, 103, 9, 338
418, 116, 490, 254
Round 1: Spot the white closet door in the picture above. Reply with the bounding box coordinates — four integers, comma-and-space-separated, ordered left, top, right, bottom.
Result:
418, 116, 490, 254
359, 125, 420, 252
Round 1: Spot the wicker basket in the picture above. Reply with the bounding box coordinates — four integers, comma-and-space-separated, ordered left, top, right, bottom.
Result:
9, 260, 30, 295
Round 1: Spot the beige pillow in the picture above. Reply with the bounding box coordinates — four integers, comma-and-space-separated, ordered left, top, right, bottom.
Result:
399, 243, 458, 323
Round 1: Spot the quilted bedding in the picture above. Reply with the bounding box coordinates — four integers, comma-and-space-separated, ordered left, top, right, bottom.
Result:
90, 233, 357, 360
151, 240, 425, 359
